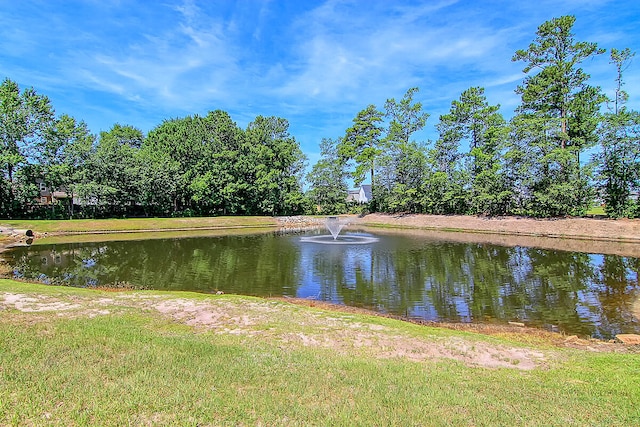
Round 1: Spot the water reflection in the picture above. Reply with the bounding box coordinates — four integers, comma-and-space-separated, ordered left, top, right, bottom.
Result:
5, 230, 640, 339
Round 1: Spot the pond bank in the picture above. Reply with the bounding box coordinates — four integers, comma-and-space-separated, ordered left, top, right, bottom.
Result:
358, 213, 640, 242
3, 213, 639, 242
356, 213, 640, 258
0, 217, 281, 253
3, 213, 640, 257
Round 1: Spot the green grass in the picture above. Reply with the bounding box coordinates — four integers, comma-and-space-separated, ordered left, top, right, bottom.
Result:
1, 280, 639, 426
586, 205, 607, 216
0, 216, 279, 234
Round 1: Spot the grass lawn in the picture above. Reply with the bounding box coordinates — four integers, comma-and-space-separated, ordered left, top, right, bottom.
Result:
586, 205, 607, 216
0, 216, 279, 234
1, 280, 639, 426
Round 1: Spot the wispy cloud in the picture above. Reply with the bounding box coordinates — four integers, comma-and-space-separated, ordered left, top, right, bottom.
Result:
52, 1, 242, 113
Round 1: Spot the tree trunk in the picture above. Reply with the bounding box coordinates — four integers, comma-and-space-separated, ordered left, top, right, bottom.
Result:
370, 159, 375, 189
69, 192, 75, 219
561, 108, 567, 149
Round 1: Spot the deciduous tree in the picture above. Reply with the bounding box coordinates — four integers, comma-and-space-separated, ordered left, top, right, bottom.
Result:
79, 124, 143, 216
39, 114, 94, 217
0, 78, 54, 216
245, 116, 307, 216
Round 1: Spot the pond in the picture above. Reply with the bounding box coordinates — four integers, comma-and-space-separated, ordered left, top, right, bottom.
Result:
4, 228, 640, 339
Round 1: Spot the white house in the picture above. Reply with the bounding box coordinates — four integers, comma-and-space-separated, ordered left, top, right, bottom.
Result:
346, 185, 372, 204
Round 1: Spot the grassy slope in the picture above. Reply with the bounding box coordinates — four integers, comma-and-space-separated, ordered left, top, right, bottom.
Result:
1, 280, 639, 426
0, 216, 279, 233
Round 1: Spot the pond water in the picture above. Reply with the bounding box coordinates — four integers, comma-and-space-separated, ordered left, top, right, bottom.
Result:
4, 228, 640, 339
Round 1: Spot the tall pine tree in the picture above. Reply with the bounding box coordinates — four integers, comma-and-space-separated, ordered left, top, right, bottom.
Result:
510, 15, 605, 216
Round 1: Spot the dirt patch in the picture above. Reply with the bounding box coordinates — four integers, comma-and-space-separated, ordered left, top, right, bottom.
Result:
153, 299, 278, 333
375, 336, 546, 370
1, 291, 556, 370
1, 293, 81, 312
144, 296, 552, 369
0, 261, 11, 277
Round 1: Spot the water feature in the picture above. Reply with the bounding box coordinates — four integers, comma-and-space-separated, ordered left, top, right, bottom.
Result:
3, 229, 640, 339
326, 216, 345, 239
299, 216, 379, 245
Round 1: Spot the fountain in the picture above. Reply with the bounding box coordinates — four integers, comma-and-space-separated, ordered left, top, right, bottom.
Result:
299, 216, 378, 245
325, 216, 346, 240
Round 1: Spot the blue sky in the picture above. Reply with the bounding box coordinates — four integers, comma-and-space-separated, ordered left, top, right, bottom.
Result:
1, 0, 639, 166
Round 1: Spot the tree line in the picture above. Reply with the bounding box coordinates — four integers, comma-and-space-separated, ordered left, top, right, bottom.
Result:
309, 16, 640, 218
2, 15, 639, 219
0, 101, 307, 218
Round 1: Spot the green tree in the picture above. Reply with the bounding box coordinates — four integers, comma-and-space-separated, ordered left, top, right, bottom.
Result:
184, 111, 247, 215
0, 174, 10, 217
39, 114, 94, 217
0, 78, 54, 216
0, 78, 55, 183
244, 116, 307, 216
137, 144, 181, 216
376, 141, 428, 213
510, 15, 605, 216
144, 117, 199, 214
429, 99, 470, 215
143, 111, 251, 216
437, 87, 511, 215
338, 104, 385, 188
378, 87, 430, 212
306, 138, 348, 214
204, 110, 248, 215
384, 87, 429, 147
143, 112, 307, 217
78, 124, 143, 216
420, 168, 469, 215
596, 48, 640, 218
